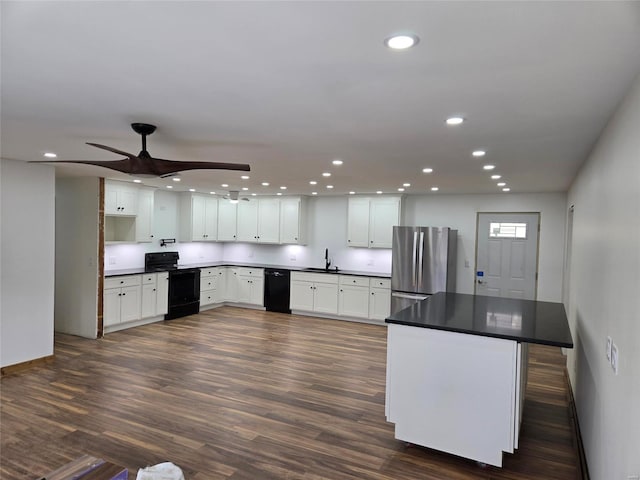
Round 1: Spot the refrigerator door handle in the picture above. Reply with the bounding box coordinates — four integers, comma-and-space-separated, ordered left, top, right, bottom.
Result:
412, 231, 418, 287
418, 231, 425, 288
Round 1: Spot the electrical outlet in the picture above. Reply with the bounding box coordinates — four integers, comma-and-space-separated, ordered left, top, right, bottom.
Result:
464, 260, 470, 268
606, 336, 612, 361
611, 343, 619, 375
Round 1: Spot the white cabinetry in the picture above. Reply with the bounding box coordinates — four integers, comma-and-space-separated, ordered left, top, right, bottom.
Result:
236, 267, 264, 305
338, 276, 370, 319
105, 181, 138, 216
280, 197, 307, 244
226, 267, 239, 301
290, 272, 338, 314
217, 201, 238, 241
200, 267, 221, 307
140, 272, 169, 318
347, 196, 401, 248
237, 199, 280, 243
368, 277, 391, 321
179, 194, 218, 241
135, 188, 155, 242
103, 275, 141, 327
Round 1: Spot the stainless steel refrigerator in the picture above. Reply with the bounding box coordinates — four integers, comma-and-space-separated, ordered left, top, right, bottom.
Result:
390, 226, 457, 314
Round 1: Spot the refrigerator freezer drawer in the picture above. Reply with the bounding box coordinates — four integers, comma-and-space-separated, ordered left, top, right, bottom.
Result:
391, 291, 429, 315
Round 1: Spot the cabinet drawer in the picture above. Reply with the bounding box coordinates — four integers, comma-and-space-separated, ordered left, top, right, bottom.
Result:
369, 277, 391, 289
104, 275, 141, 289
200, 276, 218, 292
200, 289, 216, 306
236, 267, 263, 278
141, 273, 157, 285
339, 275, 370, 287
201, 267, 218, 277
291, 272, 339, 285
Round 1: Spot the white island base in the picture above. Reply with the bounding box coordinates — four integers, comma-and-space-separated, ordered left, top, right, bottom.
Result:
385, 324, 528, 467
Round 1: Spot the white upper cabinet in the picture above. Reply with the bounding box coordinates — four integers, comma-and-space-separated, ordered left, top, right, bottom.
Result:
105, 180, 138, 216
280, 197, 307, 245
237, 198, 280, 243
135, 188, 155, 243
217, 201, 238, 241
347, 196, 401, 248
179, 194, 218, 241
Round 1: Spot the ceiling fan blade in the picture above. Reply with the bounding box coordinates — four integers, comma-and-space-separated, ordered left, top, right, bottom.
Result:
86, 142, 137, 159
150, 159, 251, 176
29, 158, 135, 175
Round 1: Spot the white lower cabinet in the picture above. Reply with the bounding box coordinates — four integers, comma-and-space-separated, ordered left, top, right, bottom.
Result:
290, 272, 338, 315
200, 267, 225, 307
104, 273, 168, 330
103, 275, 142, 327
210, 267, 263, 307
226, 268, 239, 301
237, 268, 265, 305
338, 276, 370, 319
368, 277, 391, 321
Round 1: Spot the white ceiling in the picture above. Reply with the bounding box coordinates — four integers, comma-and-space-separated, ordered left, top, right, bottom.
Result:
2, 1, 640, 197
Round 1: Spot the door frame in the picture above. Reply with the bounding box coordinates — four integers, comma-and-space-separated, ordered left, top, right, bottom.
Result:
473, 212, 541, 300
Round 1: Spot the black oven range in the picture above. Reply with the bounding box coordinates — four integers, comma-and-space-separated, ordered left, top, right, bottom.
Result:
145, 252, 201, 320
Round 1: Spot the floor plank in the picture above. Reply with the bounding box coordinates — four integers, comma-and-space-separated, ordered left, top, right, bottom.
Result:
0, 307, 579, 479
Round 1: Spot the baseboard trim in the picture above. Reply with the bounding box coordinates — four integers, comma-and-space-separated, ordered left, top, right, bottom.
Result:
565, 368, 590, 480
1, 355, 54, 377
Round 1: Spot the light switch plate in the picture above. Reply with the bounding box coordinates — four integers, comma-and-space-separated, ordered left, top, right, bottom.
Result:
611, 343, 619, 375
606, 336, 612, 361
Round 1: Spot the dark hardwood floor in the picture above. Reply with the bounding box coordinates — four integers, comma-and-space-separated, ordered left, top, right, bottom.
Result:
1, 307, 579, 479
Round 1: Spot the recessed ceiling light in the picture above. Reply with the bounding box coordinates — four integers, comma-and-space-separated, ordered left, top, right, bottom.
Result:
166, 185, 173, 189
332, 159, 343, 165
497, 182, 506, 187
312, 192, 318, 195
483, 165, 495, 171
43, 152, 57, 158
209, 191, 216, 194
188, 188, 195, 192
326, 185, 334, 189
322, 172, 331, 177
472, 150, 486, 157
251, 193, 257, 196
172, 177, 181, 182
446, 116, 464, 126
280, 186, 287, 190
398, 188, 405, 192
242, 187, 249, 191
277, 192, 283, 196
349, 191, 355, 195
384, 34, 419, 50
261, 182, 270, 186
491, 175, 501, 180
403, 183, 410, 187
133, 179, 142, 183
221, 183, 229, 187
309, 180, 317, 185
241, 175, 249, 180
502, 188, 511, 192
422, 168, 433, 174
431, 187, 439, 191
376, 191, 383, 194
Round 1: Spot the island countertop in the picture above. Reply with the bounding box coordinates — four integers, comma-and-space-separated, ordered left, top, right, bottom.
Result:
385, 292, 573, 348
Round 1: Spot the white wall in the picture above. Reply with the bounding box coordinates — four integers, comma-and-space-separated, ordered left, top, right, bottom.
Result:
403, 193, 567, 301
54, 177, 99, 338
0, 159, 55, 368
566, 74, 640, 480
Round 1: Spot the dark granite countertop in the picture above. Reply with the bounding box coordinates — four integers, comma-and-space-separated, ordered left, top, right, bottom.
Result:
105, 263, 390, 278
385, 292, 573, 348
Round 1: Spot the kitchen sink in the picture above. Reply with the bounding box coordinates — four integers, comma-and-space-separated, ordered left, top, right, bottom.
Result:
302, 267, 340, 273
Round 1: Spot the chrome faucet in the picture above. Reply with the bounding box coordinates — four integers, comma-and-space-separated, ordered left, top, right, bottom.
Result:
325, 248, 331, 270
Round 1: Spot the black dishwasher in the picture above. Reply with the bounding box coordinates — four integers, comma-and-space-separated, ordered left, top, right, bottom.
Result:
264, 268, 291, 313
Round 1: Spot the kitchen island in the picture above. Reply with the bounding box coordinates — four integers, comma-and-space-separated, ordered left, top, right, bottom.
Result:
385, 292, 573, 467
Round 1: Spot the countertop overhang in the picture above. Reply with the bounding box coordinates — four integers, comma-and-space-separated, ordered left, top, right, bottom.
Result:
385, 292, 573, 348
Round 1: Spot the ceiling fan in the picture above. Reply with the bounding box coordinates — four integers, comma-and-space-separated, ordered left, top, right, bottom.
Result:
31, 123, 250, 177
222, 190, 250, 203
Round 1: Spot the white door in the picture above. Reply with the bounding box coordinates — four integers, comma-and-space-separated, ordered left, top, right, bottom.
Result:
369, 197, 400, 248
156, 272, 169, 315
280, 198, 301, 244
475, 213, 539, 300
347, 198, 370, 247
257, 198, 280, 243
313, 283, 339, 314
338, 285, 370, 318
236, 201, 259, 242
217, 202, 237, 241
290, 280, 315, 311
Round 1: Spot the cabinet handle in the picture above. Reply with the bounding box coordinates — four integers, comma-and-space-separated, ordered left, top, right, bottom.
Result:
370, 240, 373, 243
120, 280, 124, 284
153, 289, 156, 292
348, 239, 351, 242
340, 289, 343, 292
371, 292, 375, 295
118, 293, 122, 296
122, 293, 126, 296
150, 235, 154, 238
295, 237, 298, 240
353, 280, 356, 283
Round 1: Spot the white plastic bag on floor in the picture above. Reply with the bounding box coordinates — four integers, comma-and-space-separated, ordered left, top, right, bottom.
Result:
136, 462, 185, 480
